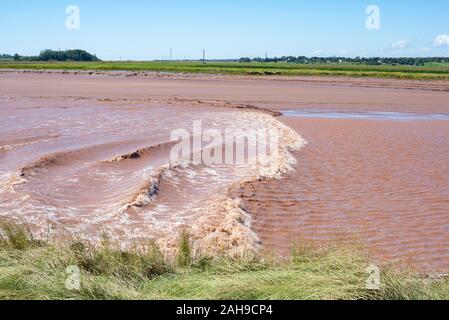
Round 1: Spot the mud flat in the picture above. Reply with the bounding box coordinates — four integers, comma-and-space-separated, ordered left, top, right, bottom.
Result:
1, 72, 449, 271
1, 70, 449, 114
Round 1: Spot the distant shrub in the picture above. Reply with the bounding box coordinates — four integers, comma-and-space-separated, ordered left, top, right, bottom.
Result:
36, 49, 100, 62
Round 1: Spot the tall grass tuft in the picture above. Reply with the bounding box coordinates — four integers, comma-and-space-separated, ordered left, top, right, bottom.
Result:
0, 217, 40, 250
176, 228, 192, 268
74, 240, 170, 281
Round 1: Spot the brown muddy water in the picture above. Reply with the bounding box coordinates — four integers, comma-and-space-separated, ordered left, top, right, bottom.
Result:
234, 111, 449, 271
1, 93, 448, 271
0, 96, 302, 256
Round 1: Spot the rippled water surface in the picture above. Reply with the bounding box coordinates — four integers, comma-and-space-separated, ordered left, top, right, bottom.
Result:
235, 114, 449, 271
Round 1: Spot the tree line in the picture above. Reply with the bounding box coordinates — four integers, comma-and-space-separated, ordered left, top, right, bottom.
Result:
239, 56, 449, 66
0, 54, 14, 60
9, 50, 100, 62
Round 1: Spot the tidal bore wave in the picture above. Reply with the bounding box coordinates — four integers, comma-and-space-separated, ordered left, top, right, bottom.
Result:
0, 96, 306, 257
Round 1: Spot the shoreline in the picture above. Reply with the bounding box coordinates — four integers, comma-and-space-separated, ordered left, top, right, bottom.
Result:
1, 71, 449, 115
2, 68, 449, 93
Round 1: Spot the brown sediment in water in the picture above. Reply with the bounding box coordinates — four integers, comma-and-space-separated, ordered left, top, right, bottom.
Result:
0, 92, 301, 257
1, 72, 449, 270
232, 117, 449, 272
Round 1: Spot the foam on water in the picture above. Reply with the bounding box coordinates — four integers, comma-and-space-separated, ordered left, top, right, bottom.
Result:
0, 96, 305, 257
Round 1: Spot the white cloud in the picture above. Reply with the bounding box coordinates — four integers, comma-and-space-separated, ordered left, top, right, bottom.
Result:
434, 34, 449, 47
418, 47, 431, 52
312, 49, 323, 55
392, 40, 410, 49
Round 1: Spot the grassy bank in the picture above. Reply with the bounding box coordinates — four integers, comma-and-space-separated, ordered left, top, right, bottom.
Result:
2, 61, 449, 80
0, 219, 448, 300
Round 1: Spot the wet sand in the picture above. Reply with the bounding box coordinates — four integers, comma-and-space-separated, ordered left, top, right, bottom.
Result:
1, 71, 449, 114
1, 72, 448, 270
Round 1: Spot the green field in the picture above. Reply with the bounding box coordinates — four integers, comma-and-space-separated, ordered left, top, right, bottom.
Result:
425, 62, 449, 68
2, 61, 449, 80
1, 219, 448, 300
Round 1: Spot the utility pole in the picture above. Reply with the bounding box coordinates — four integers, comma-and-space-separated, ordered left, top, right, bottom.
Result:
202, 49, 206, 64
170, 48, 173, 60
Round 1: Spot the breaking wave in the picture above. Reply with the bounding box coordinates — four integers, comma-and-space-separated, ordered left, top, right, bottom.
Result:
1, 99, 306, 258
105, 141, 177, 163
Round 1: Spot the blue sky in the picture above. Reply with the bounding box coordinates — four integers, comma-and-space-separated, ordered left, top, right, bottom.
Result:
1, 0, 449, 60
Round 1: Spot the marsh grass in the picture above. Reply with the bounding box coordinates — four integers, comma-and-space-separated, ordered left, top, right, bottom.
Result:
2, 61, 449, 80
0, 219, 448, 300
0, 217, 42, 250
176, 227, 192, 268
